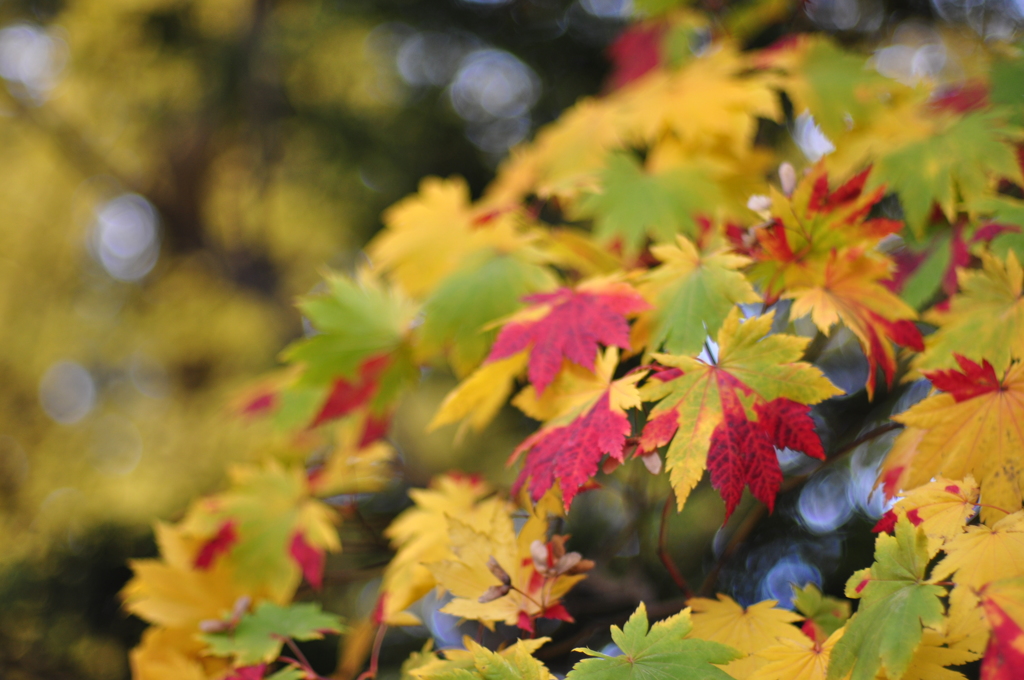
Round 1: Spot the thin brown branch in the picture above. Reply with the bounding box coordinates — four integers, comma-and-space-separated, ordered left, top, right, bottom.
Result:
658, 492, 694, 598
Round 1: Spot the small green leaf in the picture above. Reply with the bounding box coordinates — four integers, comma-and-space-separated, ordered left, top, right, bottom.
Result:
791, 583, 850, 637
284, 274, 407, 384
566, 602, 740, 679
826, 516, 946, 680
266, 667, 307, 680
869, 110, 1023, 234
420, 252, 557, 376
201, 601, 345, 666
575, 152, 723, 257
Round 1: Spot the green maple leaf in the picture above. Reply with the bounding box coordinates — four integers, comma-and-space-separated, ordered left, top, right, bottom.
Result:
420, 252, 557, 377
566, 602, 740, 679
789, 39, 898, 139
284, 273, 410, 384
640, 236, 760, 356
200, 601, 344, 666
868, 110, 1023, 234
575, 152, 722, 257
791, 583, 850, 637
826, 516, 946, 680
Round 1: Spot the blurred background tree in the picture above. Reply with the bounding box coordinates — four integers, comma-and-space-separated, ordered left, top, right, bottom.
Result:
0, 1, 614, 677
1, 0, 1022, 678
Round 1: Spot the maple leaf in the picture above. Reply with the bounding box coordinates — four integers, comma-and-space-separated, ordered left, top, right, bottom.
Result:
573, 150, 724, 257
979, 577, 1024, 680
707, 397, 825, 518
639, 308, 841, 511
890, 355, 1024, 524
864, 109, 1024, 235
566, 602, 741, 680
509, 349, 646, 509
914, 251, 1024, 375
428, 491, 587, 631
638, 234, 760, 356
419, 252, 557, 377
932, 511, 1024, 592
410, 637, 555, 680
367, 176, 537, 299
760, 35, 901, 139
282, 271, 415, 386
791, 583, 850, 642
748, 627, 844, 680
200, 601, 344, 666
429, 352, 529, 437
881, 476, 980, 556
826, 517, 946, 680
687, 593, 804, 679
177, 462, 341, 601
616, 42, 780, 158
787, 249, 923, 399
746, 164, 905, 292
123, 523, 264, 631
378, 474, 496, 626
486, 281, 648, 394
130, 626, 231, 680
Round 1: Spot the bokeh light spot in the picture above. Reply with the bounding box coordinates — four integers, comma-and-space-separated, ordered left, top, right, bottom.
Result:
39, 361, 96, 425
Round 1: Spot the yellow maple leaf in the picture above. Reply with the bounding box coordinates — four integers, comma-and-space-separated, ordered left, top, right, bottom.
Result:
428, 351, 528, 437
428, 490, 586, 630
888, 476, 980, 556
932, 510, 1024, 591
122, 523, 270, 630
891, 361, 1024, 525
617, 42, 780, 158
879, 627, 981, 680
687, 593, 804, 678
378, 474, 497, 626
750, 627, 844, 680
367, 176, 537, 299
129, 626, 229, 680
915, 251, 1024, 375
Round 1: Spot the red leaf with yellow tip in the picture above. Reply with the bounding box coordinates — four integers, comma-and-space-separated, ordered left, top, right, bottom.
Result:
487, 284, 649, 394
926, 354, 1002, 402
511, 392, 632, 509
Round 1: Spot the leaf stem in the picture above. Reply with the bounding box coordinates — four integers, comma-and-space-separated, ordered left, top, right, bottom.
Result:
355, 623, 387, 680
658, 492, 694, 598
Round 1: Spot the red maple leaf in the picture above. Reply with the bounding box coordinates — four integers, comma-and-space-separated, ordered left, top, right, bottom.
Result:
289, 532, 325, 589
194, 520, 238, 570
754, 398, 826, 460
707, 396, 826, 519
309, 354, 390, 428
925, 354, 1003, 403
487, 286, 648, 394
509, 392, 631, 509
